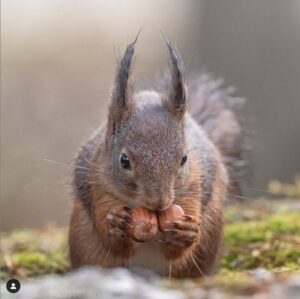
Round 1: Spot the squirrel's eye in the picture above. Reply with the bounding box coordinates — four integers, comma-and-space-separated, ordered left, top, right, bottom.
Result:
180, 154, 187, 166
120, 153, 131, 170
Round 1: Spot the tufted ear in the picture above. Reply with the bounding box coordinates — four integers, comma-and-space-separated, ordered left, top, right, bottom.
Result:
106, 33, 140, 140
163, 35, 187, 118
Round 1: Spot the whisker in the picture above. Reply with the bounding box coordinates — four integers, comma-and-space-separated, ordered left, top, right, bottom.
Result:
41, 158, 70, 167
190, 253, 205, 278
83, 156, 92, 165
74, 166, 94, 171
229, 185, 276, 195
230, 194, 257, 201
102, 243, 111, 266
128, 248, 132, 269
186, 146, 202, 153
212, 190, 257, 201
168, 262, 172, 279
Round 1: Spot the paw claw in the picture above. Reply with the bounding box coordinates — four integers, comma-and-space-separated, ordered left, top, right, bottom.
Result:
173, 222, 180, 228
158, 239, 171, 245
109, 227, 129, 239
108, 207, 134, 240
159, 217, 199, 248
106, 214, 114, 220
123, 206, 132, 213
164, 229, 177, 235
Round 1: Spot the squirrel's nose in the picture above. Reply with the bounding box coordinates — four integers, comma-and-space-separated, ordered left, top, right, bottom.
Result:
143, 201, 171, 212
143, 192, 174, 211
156, 201, 172, 212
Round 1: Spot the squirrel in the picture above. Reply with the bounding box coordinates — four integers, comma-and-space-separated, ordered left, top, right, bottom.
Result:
68, 34, 247, 278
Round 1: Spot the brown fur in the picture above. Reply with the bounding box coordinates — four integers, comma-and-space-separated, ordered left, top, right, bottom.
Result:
69, 36, 244, 278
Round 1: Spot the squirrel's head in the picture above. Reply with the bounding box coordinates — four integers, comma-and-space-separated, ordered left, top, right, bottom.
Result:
105, 34, 187, 211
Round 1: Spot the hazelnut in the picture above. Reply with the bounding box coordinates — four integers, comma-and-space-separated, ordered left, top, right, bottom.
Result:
157, 204, 185, 231
126, 208, 158, 242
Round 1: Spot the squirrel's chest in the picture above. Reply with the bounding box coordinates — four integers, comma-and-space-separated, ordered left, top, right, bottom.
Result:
126, 241, 169, 275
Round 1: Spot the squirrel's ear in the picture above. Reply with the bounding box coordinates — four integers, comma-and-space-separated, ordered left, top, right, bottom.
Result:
163, 37, 187, 118
107, 33, 139, 138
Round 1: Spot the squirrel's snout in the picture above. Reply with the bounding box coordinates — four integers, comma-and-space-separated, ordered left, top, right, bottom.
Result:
143, 201, 172, 212
142, 191, 174, 212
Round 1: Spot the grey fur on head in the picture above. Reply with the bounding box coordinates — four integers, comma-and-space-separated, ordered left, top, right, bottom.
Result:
108, 33, 248, 197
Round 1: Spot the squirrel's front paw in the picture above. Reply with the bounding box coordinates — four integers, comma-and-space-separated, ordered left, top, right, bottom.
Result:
158, 215, 199, 248
107, 206, 158, 242
107, 206, 133, 240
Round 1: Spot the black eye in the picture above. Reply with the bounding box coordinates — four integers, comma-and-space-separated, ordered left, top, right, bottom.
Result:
120, 153, 131, 170
180, 154, 187, 166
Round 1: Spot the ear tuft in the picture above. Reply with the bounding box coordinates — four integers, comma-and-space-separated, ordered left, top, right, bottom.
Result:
107, 31, 141, 140
161, 33, 187, 117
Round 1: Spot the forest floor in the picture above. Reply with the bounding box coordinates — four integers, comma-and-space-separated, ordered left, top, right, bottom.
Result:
1, 178, 300, 298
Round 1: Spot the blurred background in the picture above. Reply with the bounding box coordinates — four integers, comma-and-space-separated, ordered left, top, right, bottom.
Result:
1, 0, 300, 230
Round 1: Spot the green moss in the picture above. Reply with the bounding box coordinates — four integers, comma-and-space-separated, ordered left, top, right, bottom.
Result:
0, 226, 70, 279
1, 202, 299, 281
11, 251, 68, 275
222, 213, 300, 271
225, 213, 300, 246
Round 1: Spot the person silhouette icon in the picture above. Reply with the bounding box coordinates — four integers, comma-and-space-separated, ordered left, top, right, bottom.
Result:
6, 279, 21, 293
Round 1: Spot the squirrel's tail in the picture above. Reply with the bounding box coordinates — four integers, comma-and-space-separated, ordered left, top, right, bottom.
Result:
188, 74, 249, 196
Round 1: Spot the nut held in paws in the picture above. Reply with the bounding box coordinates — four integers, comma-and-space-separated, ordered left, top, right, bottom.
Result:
157, 204, 185, 231
126, 208, 158, 242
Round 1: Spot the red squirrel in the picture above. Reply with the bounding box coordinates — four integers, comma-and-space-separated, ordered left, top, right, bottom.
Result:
69, 34, 246, 278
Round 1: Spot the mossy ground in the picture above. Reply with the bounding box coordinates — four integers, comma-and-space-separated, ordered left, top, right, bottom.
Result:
1, 183, 300, 294
223, 202, 300, 272
0, 226, 69, 280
